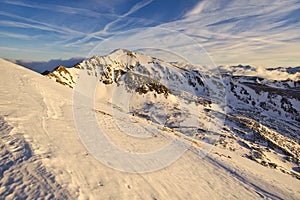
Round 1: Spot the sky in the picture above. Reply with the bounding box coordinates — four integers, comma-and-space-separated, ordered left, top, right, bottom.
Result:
0, 0, 299, 67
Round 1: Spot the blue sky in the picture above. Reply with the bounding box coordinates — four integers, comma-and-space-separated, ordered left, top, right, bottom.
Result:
0, 0, 299, 67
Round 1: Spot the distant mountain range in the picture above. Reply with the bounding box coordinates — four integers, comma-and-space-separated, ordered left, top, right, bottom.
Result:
7, 57, 85, 73
266, 66, 300, 74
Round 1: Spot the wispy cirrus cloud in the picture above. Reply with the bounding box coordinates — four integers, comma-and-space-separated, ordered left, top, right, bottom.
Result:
102, 0, 154, 33
0, 46, 45, 53
1, 0, 156, 47
0, 31, 37, 40
184, 1, 205, 17
0, 20, 76, 37
64, 0, 155, 47
95, 0, 300, 67
0, 0, 158, 60
0, 11, 85, 38
1, 0, 118, 18
157, 0, 300, 67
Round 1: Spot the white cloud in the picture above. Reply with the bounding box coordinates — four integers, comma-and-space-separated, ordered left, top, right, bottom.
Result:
185, 1, 206, 17
0, 31, 37, 40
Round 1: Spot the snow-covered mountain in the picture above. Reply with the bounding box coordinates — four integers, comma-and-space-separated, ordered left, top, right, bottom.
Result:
45, 49, 224, 142
1, 54, 300, 199
45, 49, 300, 180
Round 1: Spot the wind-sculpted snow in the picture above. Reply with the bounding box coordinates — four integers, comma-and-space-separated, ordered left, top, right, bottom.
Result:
0, 116, 70, 199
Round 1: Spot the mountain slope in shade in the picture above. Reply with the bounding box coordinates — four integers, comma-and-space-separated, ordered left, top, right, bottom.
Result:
0, 55, 299, 199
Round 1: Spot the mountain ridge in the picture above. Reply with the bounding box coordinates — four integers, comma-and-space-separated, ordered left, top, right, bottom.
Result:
42, 49, 299, 179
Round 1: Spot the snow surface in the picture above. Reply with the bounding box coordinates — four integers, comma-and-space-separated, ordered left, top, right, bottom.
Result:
0, 57, 299, 199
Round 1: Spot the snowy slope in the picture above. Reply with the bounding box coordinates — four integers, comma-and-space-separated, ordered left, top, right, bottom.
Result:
1, 55, 299, 199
